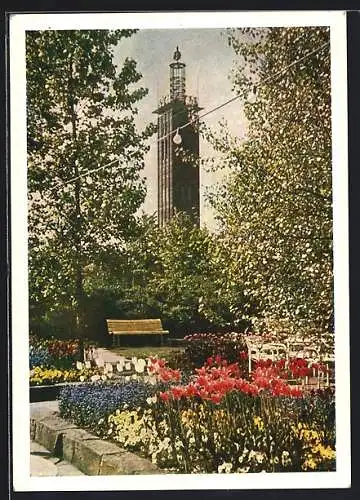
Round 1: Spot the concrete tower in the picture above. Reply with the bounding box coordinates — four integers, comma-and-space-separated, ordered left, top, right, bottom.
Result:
154, 47, 201, 227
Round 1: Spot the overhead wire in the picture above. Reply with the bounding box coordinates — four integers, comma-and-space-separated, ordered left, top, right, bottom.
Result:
48, 158, 119, 192
43, 40, 329, 193
157, 40, 330, 143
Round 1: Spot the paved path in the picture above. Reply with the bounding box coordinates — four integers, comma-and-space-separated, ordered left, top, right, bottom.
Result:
30, 440, 85, 476
30, 401, 85, 476
31, 400, 59, 415
93, 347, 128, 363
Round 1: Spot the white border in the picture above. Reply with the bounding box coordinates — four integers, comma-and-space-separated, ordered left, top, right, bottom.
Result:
10, 10, 350, 491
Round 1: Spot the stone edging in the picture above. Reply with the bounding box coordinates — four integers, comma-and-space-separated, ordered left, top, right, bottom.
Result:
30, 411, 162, 475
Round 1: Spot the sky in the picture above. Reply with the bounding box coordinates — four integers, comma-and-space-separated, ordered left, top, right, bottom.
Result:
113, 28, 247, 231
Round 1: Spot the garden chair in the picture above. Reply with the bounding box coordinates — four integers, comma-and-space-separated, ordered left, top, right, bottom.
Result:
258, 343, 287, 362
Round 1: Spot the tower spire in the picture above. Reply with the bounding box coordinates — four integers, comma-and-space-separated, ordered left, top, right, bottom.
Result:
173, 46, 181, 61
170, 46, 186, 101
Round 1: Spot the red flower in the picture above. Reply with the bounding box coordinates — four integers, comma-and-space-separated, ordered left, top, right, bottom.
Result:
270, 380, 291, 397
275, 358, 286, 370
195, 367, 207, 377
184, 384, 198, 397
206, 356, 214, 366
196, 375, 208, 387
290, 387, 303, 397
159, 391, 170, 402
210, 393, 222, 404
170, 386, 185, 400
311, 362, 328, 374
227, 363, 241, 376
215, 354, 222, 365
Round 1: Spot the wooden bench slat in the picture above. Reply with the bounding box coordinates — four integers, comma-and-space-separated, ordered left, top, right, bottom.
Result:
106, 319, 168, 334
109, 331, 169, 336
106, 319, 163, 332
106, 318, 168, 347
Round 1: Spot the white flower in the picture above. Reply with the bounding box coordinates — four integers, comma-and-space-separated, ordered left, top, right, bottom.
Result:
90, 374, 100, 382
281, 450, 291, 467
146, 396, 157, 405
255, 452, 265, 464
79, 375, 85, 382
76, 361, 84, 370
218, 462, 233, 473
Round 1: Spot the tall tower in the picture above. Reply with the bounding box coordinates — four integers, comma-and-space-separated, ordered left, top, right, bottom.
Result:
154, 47, 201, 227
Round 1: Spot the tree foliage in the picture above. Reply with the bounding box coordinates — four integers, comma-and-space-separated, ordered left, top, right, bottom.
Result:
121, 213, 224, 335
207, 27, 333, 334
147, 213, 216, 333
27, 30, 155, 335
89, 212, 244, 336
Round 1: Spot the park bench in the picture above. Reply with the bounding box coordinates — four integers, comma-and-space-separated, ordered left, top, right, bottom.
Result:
106, 319, 169, 346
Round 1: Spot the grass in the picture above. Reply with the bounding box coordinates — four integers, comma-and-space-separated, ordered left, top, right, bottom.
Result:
109, 345, 184, 361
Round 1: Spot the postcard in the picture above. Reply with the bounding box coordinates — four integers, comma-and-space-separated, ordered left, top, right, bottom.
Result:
9, 10, 350, 491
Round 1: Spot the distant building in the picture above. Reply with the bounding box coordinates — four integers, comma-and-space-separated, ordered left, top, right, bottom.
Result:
154, 47, 202, 227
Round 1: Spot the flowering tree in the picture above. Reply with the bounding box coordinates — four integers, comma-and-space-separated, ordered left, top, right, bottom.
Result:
208, 27, 332, 334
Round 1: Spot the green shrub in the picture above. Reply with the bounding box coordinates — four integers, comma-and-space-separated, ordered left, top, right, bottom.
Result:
183, 332, 248, 369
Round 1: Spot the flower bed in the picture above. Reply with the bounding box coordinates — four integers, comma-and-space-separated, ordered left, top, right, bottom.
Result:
29, 366, 106, 386
29, 335, 100, 388
58, 353, 335, 474
59, 380, 162, 435
29, 335, 96, 370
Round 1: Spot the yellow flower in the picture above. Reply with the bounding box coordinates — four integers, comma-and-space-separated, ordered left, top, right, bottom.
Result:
253, 416, 264, 431
302, 457, 317, 470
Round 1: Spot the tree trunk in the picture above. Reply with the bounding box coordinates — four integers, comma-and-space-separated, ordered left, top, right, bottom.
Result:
69, 58, 86, 338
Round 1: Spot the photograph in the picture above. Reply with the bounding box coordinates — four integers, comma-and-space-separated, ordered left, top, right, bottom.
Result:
10, 10, 350, 491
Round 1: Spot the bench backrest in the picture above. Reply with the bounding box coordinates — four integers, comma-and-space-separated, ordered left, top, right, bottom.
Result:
106, 319, 164, 333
